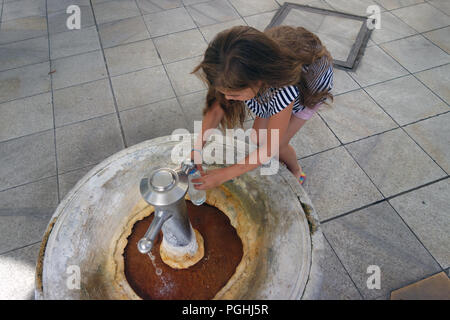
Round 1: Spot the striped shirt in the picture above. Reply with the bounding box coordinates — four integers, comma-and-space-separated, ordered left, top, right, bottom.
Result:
245, 56, 333, 118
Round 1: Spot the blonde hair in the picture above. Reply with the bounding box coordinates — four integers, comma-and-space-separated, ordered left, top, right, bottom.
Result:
192, 25, 334, 128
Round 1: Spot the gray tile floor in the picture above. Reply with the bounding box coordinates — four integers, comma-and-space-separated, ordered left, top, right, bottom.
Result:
0, 0, 449, 300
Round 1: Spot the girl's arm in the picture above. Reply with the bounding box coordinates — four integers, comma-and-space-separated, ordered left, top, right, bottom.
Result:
227, 102, 293, 177
193, 102, 294, 189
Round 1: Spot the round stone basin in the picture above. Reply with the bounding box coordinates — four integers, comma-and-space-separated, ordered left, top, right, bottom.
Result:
35, 134, 323, 299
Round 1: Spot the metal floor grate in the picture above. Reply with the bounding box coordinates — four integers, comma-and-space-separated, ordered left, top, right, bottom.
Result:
266, 2, 374, 71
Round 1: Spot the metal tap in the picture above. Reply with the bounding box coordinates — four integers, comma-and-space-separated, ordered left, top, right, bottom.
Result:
137, 160, 196, 254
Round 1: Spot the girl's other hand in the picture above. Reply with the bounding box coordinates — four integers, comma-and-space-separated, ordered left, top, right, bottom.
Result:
191, 168, 230, 190
190, 149, 204, 173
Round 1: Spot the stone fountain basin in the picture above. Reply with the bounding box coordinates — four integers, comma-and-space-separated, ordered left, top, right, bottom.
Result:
35, 134, 324, 299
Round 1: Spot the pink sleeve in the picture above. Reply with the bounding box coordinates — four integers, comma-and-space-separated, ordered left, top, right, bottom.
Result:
293, 103, 322, 120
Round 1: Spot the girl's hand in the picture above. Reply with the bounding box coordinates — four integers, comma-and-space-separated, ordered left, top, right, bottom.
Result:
191, 167, 231, 190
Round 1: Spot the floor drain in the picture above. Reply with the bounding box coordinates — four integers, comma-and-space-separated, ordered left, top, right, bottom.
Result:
266, 2, 374, 71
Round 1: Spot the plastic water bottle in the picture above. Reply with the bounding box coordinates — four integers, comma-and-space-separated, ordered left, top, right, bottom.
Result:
188, 168, 206, 206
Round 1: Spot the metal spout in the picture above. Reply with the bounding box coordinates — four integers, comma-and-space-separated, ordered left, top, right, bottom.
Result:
137, 210, 172, 254
137, 162, 197, 256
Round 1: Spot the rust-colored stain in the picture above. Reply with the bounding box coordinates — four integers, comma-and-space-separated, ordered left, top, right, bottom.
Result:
35, 217, 59, 294
123, 201, 243, 300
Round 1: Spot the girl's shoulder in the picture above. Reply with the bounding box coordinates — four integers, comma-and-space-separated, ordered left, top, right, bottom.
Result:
269, 85, 300, 102
245, 85, 300, 117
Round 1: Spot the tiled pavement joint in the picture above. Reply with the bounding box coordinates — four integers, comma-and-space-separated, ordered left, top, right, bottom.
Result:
305, 109, 448, 163
0, 161, 99, 194
322, 232, 365, 299
136, 0, 191, 131
89, 0, 128, 149
363, 43, 450, 174
321, 176, 449, 225
44, 0, 60, 204
385, 199, 447, 272
0, 240, 41, 257
426, 0, 450, 18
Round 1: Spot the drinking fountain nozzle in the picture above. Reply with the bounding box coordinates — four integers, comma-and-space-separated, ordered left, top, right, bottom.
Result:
137, 162, 196, 255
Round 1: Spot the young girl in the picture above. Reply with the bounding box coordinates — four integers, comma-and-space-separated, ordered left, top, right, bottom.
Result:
190, 25, 334, 190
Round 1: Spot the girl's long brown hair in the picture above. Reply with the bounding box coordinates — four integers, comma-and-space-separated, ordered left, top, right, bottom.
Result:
192, 25, 334, 129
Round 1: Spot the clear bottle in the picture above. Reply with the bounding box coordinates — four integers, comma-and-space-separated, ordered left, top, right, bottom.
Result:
188, 167, 206, 206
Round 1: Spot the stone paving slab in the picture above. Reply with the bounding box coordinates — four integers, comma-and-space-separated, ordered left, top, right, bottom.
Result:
428, 0, 450, 15
165, 56, 206, 96
415, 64, 450, 105
199, 17, 247, 42
380, 35, 450, 73
92, 0, 141, 25
2, 0, 46, 22
300, 146, 383, 221
53, 78, 116, 127
0, 242, 41, 299
103, 38, 161, 77
142, 6, 196, 37
389, 179, 450, 270
423, 26, 450, 54
46, 0, 91, 14
186, 0, 241, 27
229, 0, 279, 17
49, 26, 101, 60
0, 177, 57, 254
0, 92, 53, 142
374, 0, 423, 11
346, 128, 446, 197
348, 45, 408, 87
178, 90, 208, 132
330, 68, 359, 95
137, 0, 183, 15
324, 0, 386, 15
364, 75, 448, 126
322, 201, 442, 300
0, 35, 48, 72
97, 16, 150, 49
403, 112, 450, 174
120, 98, 188, 146
51, 50, 107, 90
0, 15, 47, 44
55, 114, 124, 174
0, 130, 56, 192
320, 89, 399, 144
291, 113, 341, 158
152, 29, 207, 64
302, 236, 363, 300
391, 2, 449, 33
243, 10, 277, 31
110, 65, 175, 111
